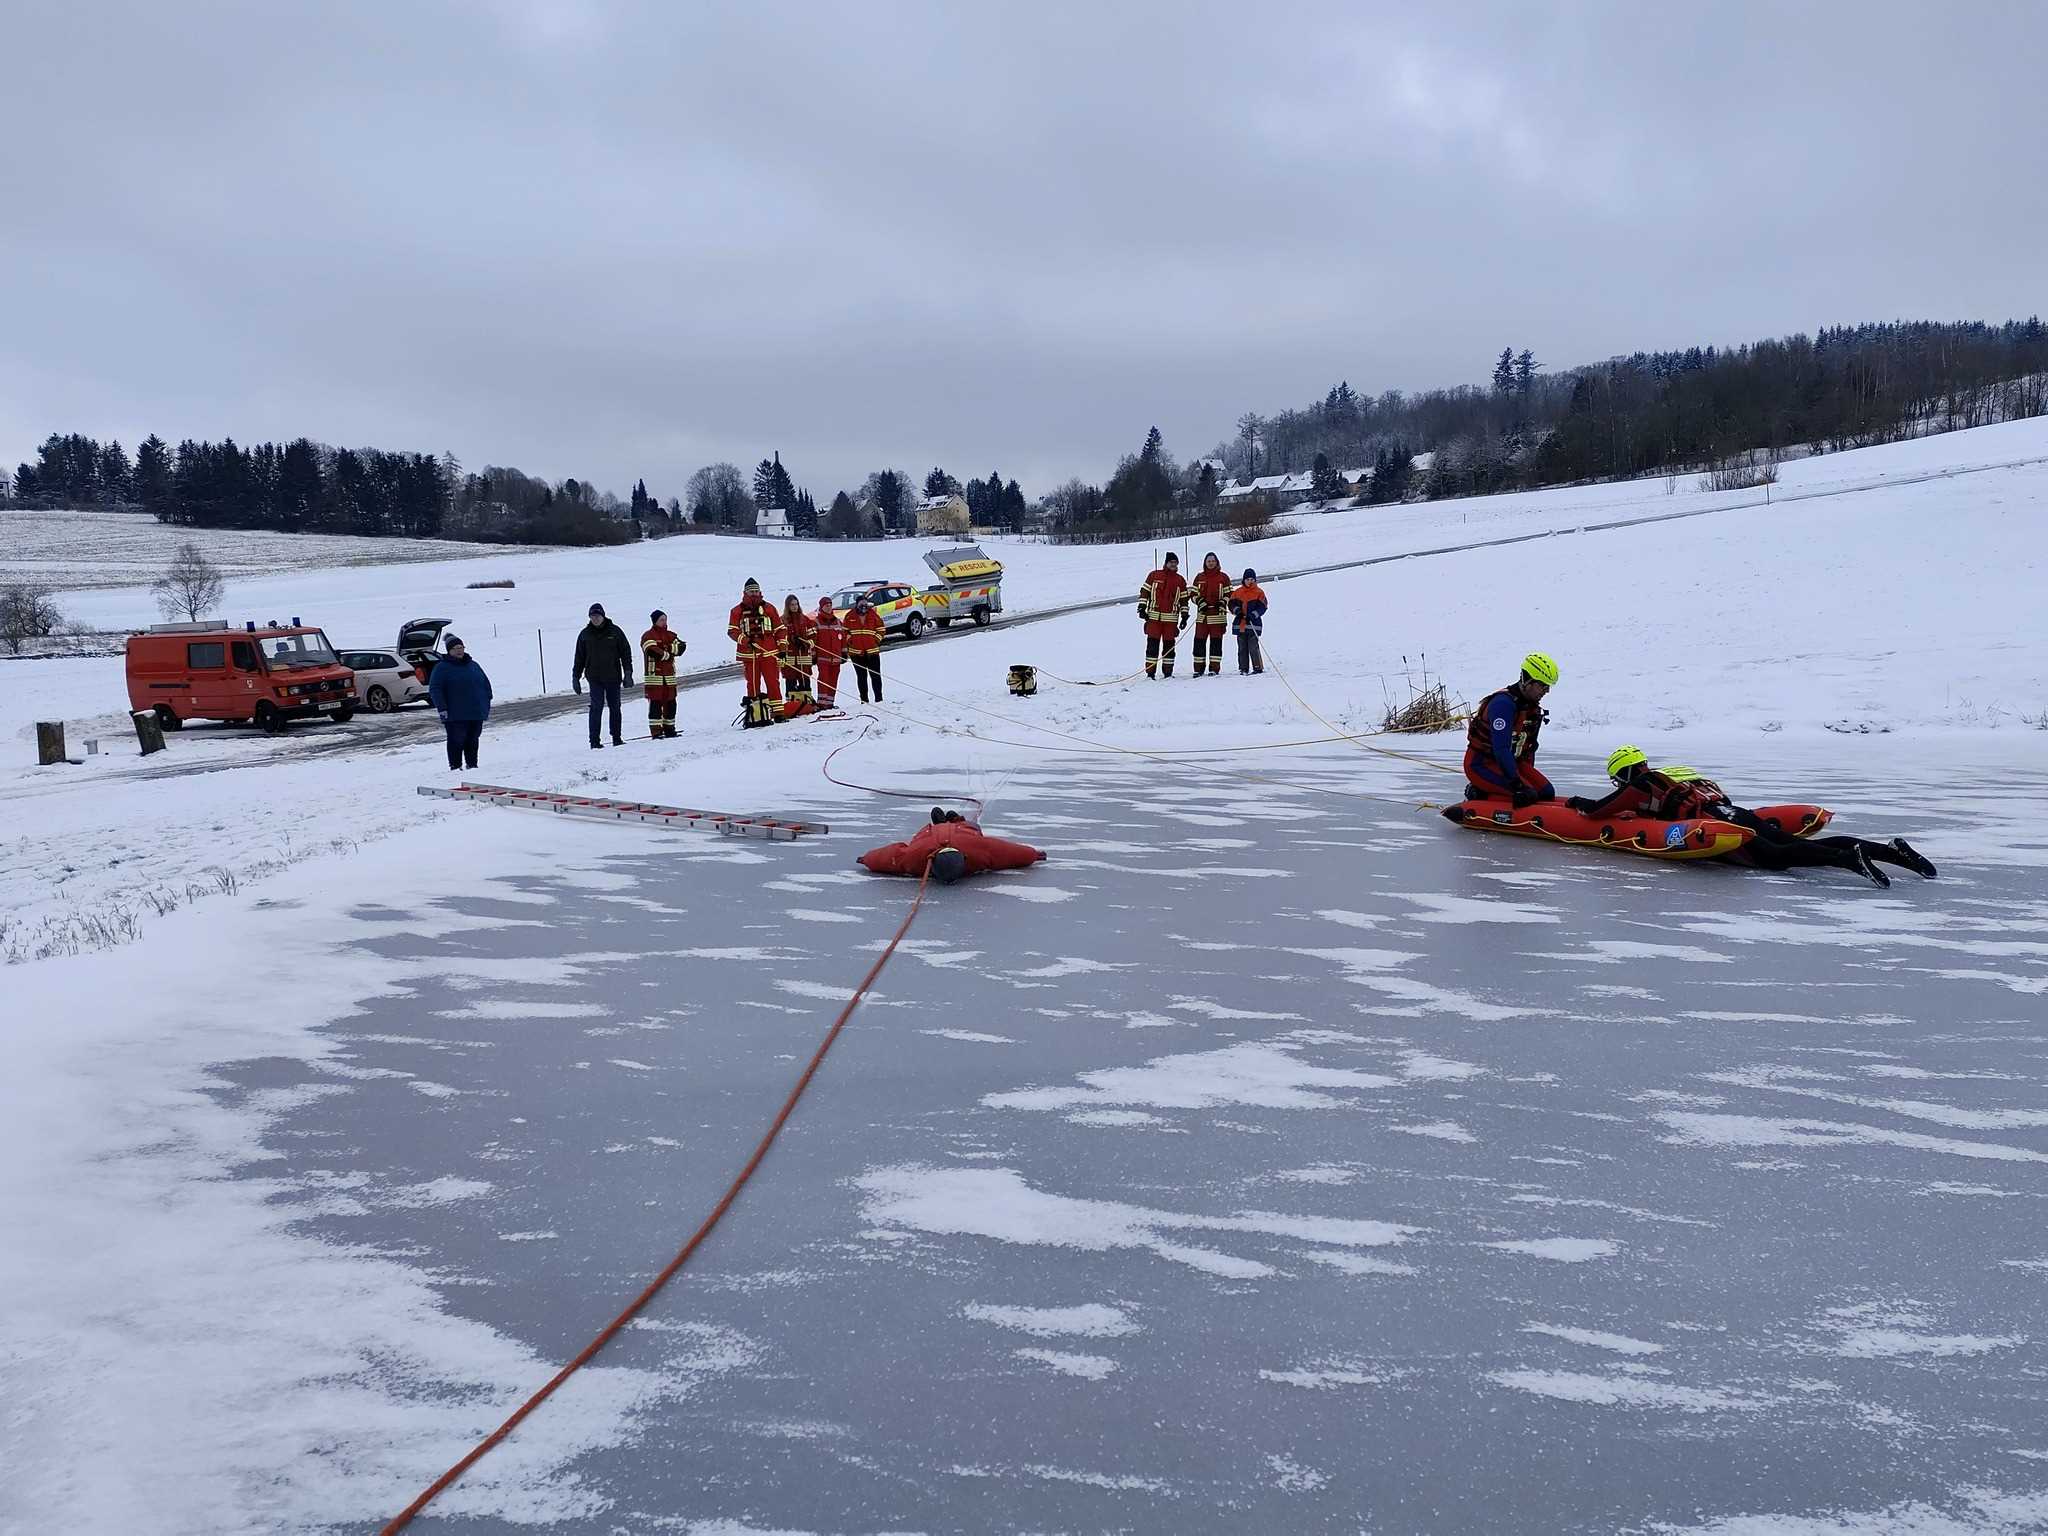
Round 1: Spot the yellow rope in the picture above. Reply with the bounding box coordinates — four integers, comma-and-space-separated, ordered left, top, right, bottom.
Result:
1259, 646, 1466, 775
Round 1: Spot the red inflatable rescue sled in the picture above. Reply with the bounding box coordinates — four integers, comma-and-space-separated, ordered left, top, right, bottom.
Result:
1441, 798, 1831, 863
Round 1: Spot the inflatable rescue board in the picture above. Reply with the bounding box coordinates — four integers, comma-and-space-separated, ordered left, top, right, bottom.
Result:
1441, 799, 1831, 863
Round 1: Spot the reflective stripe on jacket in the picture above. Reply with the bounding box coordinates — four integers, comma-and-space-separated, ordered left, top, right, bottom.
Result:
844, 609, 884, 654
779, 612, 815, 666
727, 599, 781, 657
640, 627, 682, 685
1139, 568, 1188, 626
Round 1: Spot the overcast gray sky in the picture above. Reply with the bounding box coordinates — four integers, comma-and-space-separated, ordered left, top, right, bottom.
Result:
3, 1, 2043, 501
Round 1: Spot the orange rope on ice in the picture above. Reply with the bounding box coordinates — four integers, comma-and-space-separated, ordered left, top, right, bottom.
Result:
378, 862, 936, 1532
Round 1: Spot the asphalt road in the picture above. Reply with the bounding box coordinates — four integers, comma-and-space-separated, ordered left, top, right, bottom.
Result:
217, 753, 2048, 1533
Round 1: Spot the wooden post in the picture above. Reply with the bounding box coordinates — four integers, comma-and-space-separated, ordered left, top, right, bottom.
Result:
131, 710, 166, 757
36, 721, 65, 765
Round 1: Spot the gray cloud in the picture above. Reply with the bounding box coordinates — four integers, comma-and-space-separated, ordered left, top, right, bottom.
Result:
3, 0, 2042, 498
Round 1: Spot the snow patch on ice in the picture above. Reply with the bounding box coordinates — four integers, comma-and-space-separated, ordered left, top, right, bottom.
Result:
1014, 1348, 1118, 1379
1399, 1051, 1485, 1081
387, 1176, 493, 1208
1492, 1369, 1765, 1413
1265, 1453, 1327, 1492
1657, 1111, 2048, 1164
857, 1165, 1415, 1279
1523, 1323, 1664, 1356
920, 1029, 1017, 1044
785, 908, 860, 923
1486, 1238, 1619, 1263
963, 1303, 1138, 1338
983, 1040, 1399, 1114
1393, 892, 1561, 925
431, 1000, 606, 1020
1393, 1120, 1478, 1144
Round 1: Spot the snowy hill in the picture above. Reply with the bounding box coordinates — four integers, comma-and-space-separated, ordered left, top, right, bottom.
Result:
3, 416, 2047, 1534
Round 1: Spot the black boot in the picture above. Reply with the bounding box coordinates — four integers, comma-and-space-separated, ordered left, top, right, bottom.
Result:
1851, 846, 1892, 888
1884, 838, 1938, 878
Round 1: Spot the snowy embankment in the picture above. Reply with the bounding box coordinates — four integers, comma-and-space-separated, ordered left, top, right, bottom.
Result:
2, 417, 2046, 1534
0, 505, 547, 590
9, 413, 2048, 754
2, 416, 2045, 954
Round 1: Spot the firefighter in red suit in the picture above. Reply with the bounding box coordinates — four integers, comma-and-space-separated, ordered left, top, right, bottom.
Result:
812, 596, 845, 709
778, 593, 816, 715
859, 809, 1047, 884
727, 577, 783, 708
1138, 551, 1189, 678
1188, 551, 1231, 677
844, 592, 886, 702
639, 609, 685, 738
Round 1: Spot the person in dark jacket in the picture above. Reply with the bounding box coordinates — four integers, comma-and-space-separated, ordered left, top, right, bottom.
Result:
572, 602, 635, 748
1228, 568, 1268, 675
426, 634, 492, 770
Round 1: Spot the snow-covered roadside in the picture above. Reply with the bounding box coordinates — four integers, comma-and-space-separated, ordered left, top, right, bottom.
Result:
4, 435, 2044, 954
9, 415, 2048, 754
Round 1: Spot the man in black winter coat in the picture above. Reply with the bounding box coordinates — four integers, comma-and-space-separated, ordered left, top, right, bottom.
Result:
572, 602, 635, 747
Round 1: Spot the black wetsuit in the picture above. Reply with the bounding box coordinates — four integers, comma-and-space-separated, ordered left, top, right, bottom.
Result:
1572, 772, 1928, 880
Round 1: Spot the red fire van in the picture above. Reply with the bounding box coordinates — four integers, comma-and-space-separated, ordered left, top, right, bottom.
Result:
126, 620, 358, 732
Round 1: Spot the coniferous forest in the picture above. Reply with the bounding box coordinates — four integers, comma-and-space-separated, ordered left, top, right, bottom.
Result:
5, 317, 2044, 543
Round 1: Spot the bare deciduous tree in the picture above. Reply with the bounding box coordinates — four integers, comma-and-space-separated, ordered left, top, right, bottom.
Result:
0, 582, 63, 654
151, 541, 225, 622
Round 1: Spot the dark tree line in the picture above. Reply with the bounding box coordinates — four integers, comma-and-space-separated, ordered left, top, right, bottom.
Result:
8, 431, 639, 545
1206, 318, 2048, 496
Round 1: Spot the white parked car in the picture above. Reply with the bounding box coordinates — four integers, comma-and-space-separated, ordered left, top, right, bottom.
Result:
339, 648, 430, 713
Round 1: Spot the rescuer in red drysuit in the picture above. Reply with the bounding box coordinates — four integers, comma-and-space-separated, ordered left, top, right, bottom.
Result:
858, 809, 1047, 884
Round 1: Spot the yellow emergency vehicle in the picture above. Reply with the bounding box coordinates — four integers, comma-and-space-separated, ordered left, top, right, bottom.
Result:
832, 547, 1004, 641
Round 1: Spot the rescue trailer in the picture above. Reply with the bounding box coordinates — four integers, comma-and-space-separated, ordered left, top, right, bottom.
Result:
126, 619, 358, 732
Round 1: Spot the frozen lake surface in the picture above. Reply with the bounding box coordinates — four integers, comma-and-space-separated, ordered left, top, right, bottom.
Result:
207, 750, 2048, 1533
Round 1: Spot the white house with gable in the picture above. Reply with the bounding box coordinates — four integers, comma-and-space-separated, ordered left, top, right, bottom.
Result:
755, 505, 793, 538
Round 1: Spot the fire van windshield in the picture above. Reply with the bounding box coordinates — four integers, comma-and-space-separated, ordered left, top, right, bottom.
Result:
262, 631, 340, 668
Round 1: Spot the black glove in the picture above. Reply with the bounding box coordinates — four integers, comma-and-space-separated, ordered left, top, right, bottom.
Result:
1565, 795, 1594, 813
573, 680, 583, 694
1511, 787, 1537, 808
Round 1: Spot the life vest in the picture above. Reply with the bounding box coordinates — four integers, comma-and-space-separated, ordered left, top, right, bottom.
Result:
1139, 568, 1188, 626
813, 607, 845, 662
1648, 769, 1733, 821
779, 611, 815, 666
1191, 568, 1232, 624
727, 598, 780, 656
844, 608, 884, 654
640, 626, 682, 685
1467, 685, 1543, 763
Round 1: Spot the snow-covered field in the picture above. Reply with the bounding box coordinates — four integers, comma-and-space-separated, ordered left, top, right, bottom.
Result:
8, 414, 2047, 755
3, 418, 2047, 1533
0, 506, 546, 592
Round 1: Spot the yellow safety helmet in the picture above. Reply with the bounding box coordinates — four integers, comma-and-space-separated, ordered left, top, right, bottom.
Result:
1606, 745, 1647, 778
1521, 651, 1560, 686
1661, 765, 1703, 782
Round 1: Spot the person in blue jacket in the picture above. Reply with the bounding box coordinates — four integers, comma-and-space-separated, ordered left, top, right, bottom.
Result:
426, 633, 493, 770
1462, 651, 1558, 806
